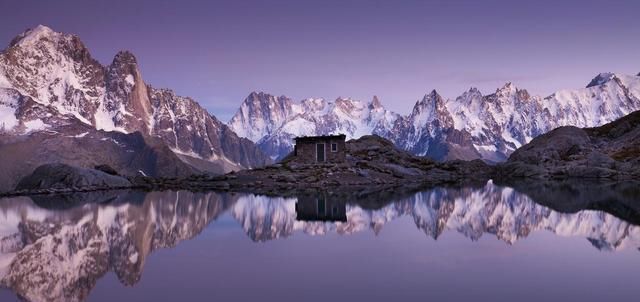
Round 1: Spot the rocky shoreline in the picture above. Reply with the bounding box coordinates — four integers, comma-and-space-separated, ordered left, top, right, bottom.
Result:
0, 135, 495, 197
2, 108, 640, 199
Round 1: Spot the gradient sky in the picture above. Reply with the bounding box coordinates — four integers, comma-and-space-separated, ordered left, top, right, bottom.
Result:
1, 0, 639, 120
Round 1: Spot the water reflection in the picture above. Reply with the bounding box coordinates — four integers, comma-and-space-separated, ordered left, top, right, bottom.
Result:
0, 181, 638, 302
0, 191, 236, 302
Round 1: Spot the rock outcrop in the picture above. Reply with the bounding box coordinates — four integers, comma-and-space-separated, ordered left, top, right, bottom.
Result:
497, 110, 640, 179
0, 123, 197, 192
15, 163, 131, 191
186, 135, 494, 195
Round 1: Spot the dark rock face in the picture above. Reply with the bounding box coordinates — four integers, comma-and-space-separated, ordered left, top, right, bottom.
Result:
498, 110, 640, 179
0, 123, 197, 192
15, 163, 131, 190
148, 89, 271, 170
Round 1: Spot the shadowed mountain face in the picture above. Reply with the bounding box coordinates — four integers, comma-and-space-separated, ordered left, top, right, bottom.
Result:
1, 181, 639, 302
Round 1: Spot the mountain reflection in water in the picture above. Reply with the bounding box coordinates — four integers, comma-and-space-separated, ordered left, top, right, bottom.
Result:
0, 180, 639, 302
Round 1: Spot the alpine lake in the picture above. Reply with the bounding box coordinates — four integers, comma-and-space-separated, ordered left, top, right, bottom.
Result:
1, 180, 639, 302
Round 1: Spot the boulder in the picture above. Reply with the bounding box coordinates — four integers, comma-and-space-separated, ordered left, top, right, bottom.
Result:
15, 163, 132, 191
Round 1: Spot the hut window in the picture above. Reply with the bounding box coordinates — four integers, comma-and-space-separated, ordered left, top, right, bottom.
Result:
331, 143, 338, 152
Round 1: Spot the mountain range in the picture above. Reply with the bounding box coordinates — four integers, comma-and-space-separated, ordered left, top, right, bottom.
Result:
1, 25, 639, 186
229, 73, 640, 162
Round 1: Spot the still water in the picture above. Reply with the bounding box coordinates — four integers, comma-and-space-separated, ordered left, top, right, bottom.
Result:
0, 180, 638, 302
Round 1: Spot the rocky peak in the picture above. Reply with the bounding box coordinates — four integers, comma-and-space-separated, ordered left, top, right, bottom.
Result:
241, 91, 292, 113
300, 97, 327, 112
0, 25, 104, 122
458, 87, 483, 104
227, 91, 296, 142
370, 95, 383, 109
107, 51, 141, 83
467, 87, 482, 95
8, 25, 57, 48
495, 82, 517, 97
104, 49, 152, 133
246, 91, 269, 103
111, 51, 138, 68
586, 72, 616, 88
7, 25, 93, 64
335, 97, 358, 111
409, 89, 453, 129
414, 90, 446, 112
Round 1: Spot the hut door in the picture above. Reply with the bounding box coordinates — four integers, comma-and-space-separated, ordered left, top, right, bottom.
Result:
316, 143, 325, 162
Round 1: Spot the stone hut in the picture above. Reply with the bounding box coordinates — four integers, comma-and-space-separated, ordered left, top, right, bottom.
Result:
293, 134, 346, 164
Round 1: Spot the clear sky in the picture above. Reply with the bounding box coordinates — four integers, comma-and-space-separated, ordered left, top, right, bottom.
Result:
1, 0, 638, 121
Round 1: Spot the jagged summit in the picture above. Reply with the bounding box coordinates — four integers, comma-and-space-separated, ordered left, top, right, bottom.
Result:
370, 95, 383, 109
8, 25, 57, 47
416, 90, 444, 108
586, 72, 616, 88
495, 82, 517, 96
414, 90, 442, 108
467, 87, 481, 94
112, 50, 138, 65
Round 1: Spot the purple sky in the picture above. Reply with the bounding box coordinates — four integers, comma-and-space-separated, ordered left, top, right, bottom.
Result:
1, 0, 639, 120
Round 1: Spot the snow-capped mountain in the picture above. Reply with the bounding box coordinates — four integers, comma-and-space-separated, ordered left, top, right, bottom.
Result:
0, 25, 269, 175
389, 90, 479, 161
438, 74, 640, 162
228, 92, 399, 159
229, 73, 640, 161
2, 25, 638, 166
